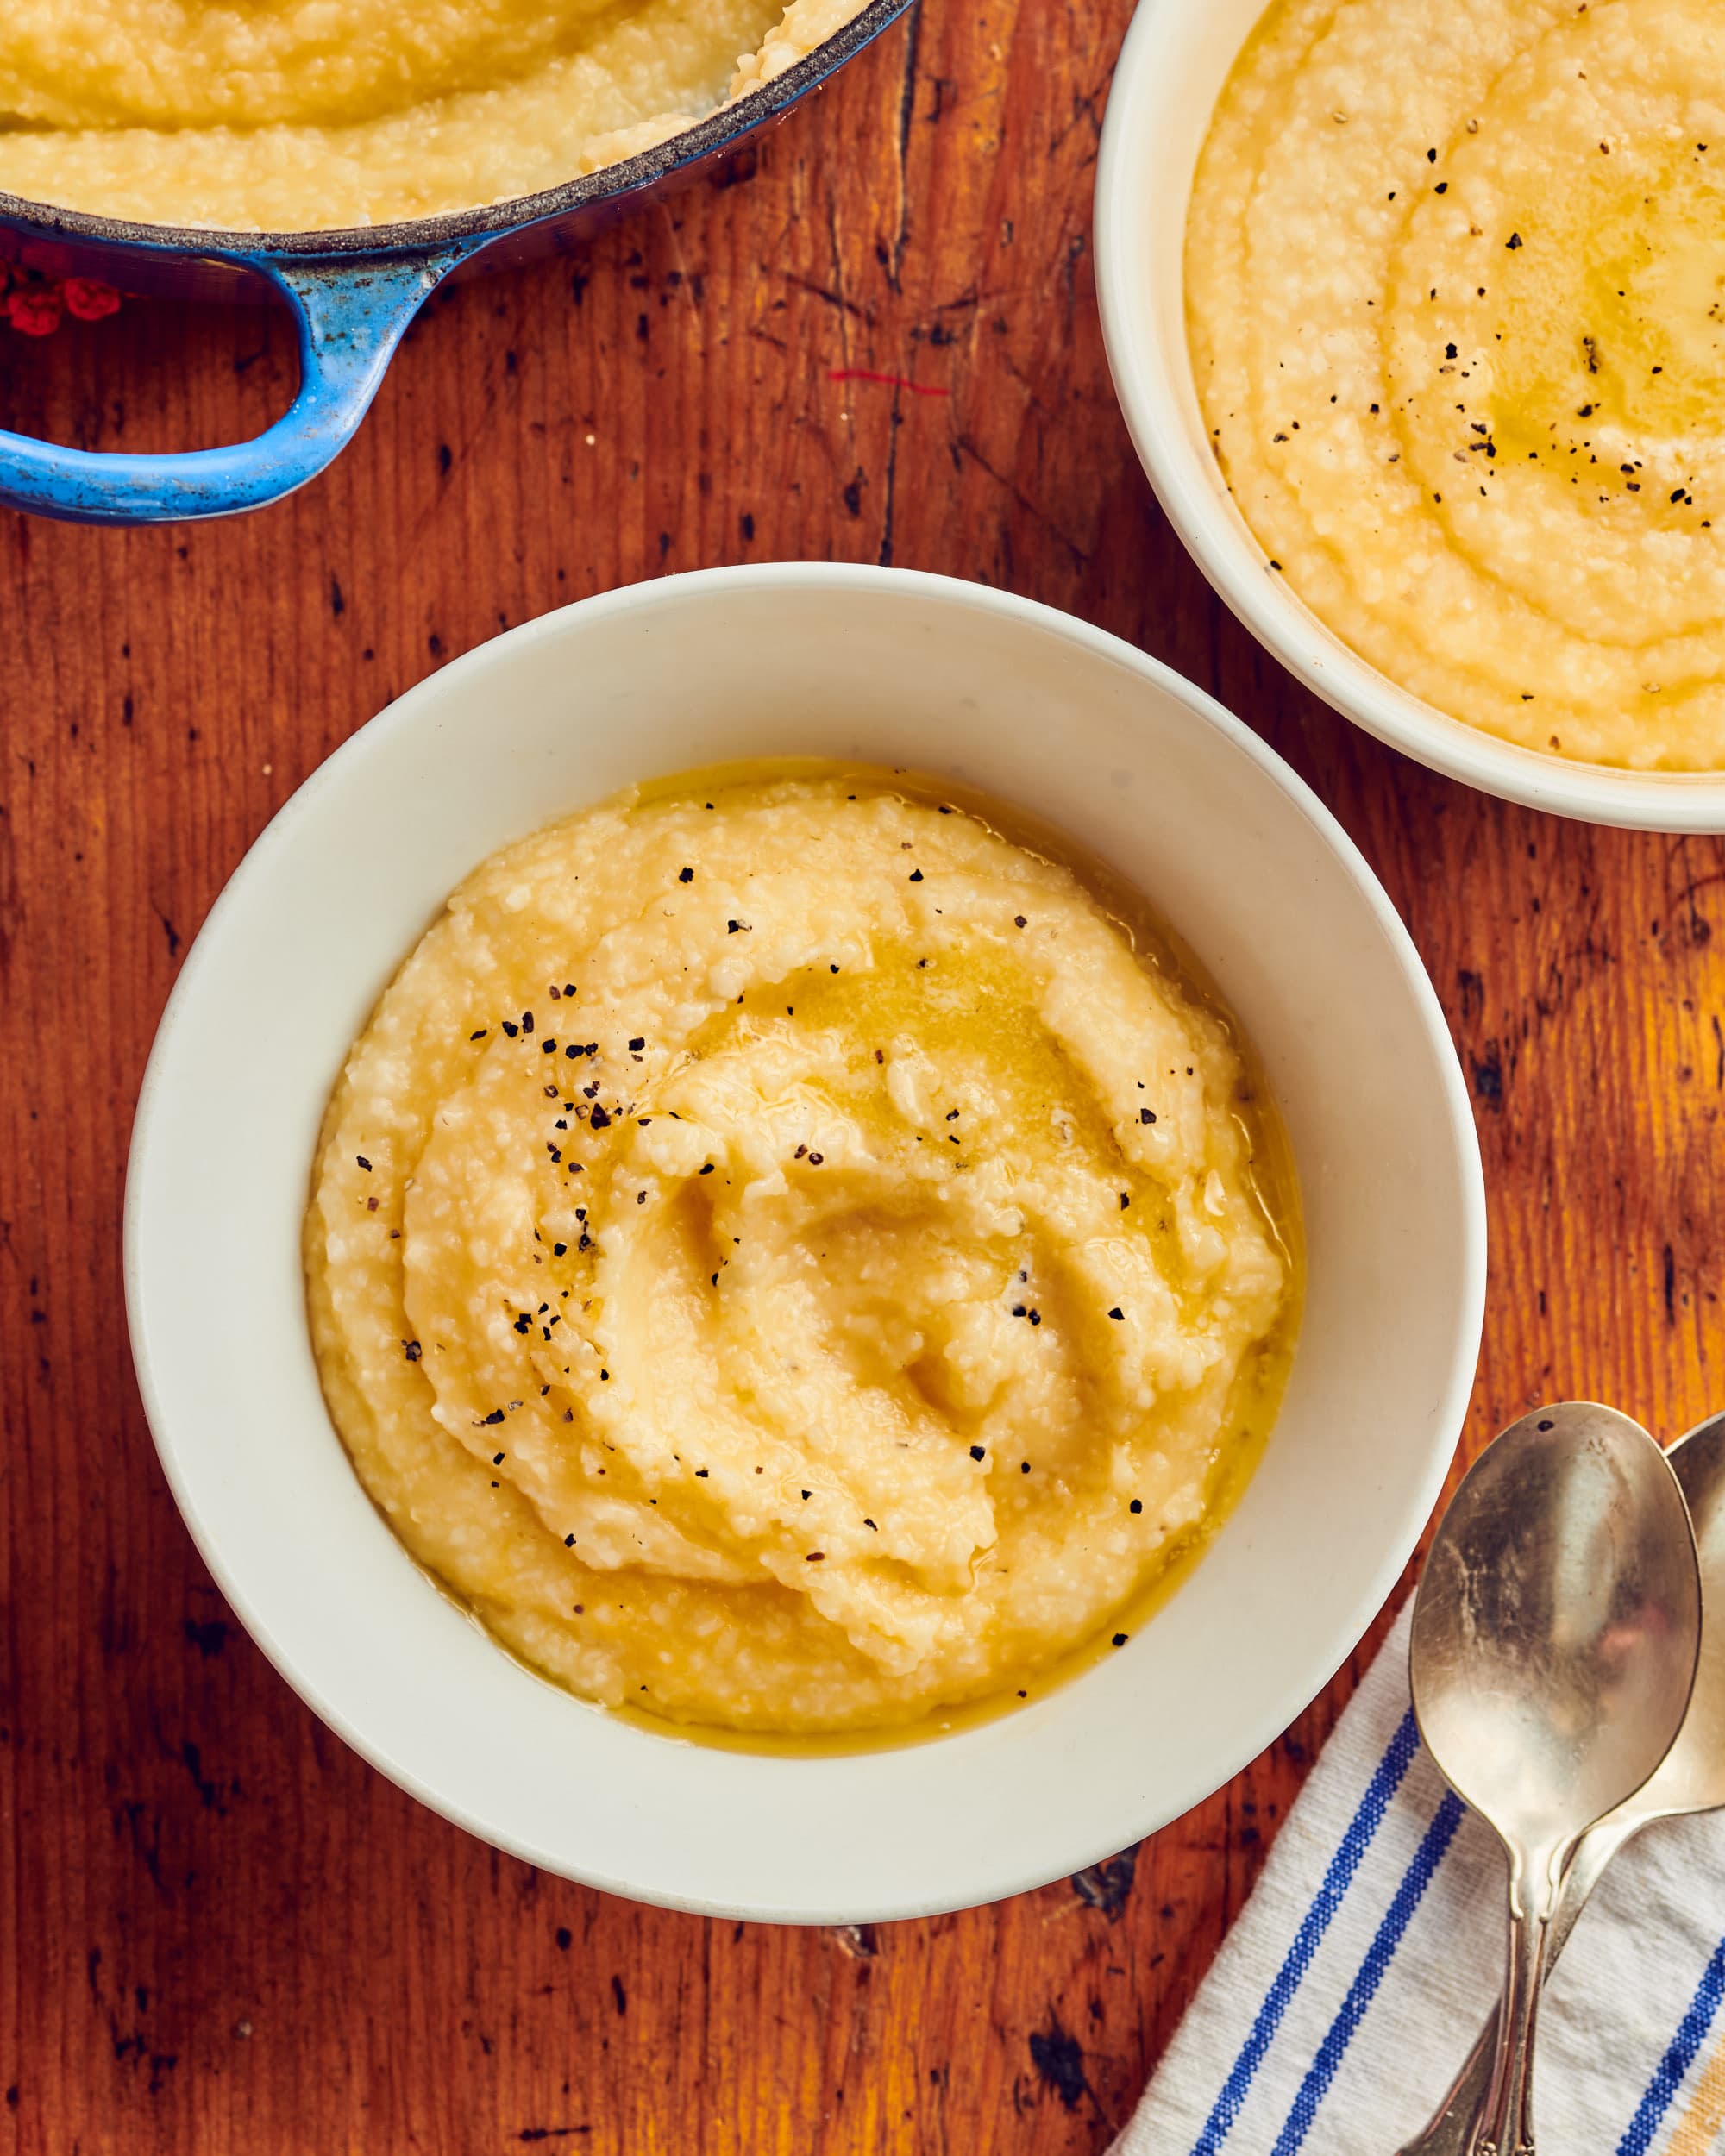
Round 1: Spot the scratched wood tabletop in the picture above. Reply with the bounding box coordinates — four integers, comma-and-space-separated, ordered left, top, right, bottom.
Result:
0, 2, 1718, 2149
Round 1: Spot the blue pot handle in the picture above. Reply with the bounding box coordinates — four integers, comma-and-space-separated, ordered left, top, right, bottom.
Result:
0, 241, 484, 526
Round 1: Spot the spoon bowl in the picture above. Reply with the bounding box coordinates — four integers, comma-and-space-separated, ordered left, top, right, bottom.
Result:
1635, 1413, 1725, 1815
1413, 1404, 1701, 1847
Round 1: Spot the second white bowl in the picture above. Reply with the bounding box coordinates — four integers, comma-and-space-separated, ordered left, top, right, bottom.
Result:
1094, 0, 1725, 832
124, 566, 1484, 1920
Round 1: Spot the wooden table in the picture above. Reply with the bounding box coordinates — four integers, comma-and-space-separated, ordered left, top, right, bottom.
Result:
1, 3, 1716, 2147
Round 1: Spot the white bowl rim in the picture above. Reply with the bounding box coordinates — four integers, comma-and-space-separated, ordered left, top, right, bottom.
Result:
122, 562, 1487, 1919
1093, 0, 1725, 835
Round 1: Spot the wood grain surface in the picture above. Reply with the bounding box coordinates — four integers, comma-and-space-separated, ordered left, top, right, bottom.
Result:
1, 3, 1720, 2148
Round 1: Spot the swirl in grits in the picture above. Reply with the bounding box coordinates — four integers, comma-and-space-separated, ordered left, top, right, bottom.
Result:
304, 768, 1297, 1739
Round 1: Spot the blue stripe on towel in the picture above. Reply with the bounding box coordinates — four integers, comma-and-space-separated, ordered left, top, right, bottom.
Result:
1615, 1933, 1725, 2156
1188, 1708, 1424, 2156
1269, 1789, 1465, 2155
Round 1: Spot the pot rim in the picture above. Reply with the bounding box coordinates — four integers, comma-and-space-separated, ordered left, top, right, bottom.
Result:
0, 0, 913, 261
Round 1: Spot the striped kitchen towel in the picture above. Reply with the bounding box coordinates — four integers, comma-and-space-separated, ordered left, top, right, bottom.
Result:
1113, 1601, 1725, 2156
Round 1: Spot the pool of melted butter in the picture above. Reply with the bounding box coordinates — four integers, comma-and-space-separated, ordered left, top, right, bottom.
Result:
1489, 143, 1725, 478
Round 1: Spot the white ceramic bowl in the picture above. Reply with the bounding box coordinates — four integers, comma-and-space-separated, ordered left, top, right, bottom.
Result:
124, 566, 1484, 1921
1095, 0, 1725, 834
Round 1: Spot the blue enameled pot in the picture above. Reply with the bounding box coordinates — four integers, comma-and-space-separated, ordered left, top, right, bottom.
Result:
0, 0, 914, 527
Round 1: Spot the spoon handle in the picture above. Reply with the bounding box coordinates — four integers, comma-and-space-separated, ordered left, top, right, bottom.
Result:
1476, 1883, 1548, 2156
1393, 1816, 1637, 2156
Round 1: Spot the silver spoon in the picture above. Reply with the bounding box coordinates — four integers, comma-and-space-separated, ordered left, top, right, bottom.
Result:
1408, 1403, 1701, 2156
1398, 1409, 1725, 2156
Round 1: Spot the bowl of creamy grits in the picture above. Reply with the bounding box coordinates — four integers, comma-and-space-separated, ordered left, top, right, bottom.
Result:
125, 565, 1484, 1920
0, 0, 910, 524
1097, 0, 1725, 830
